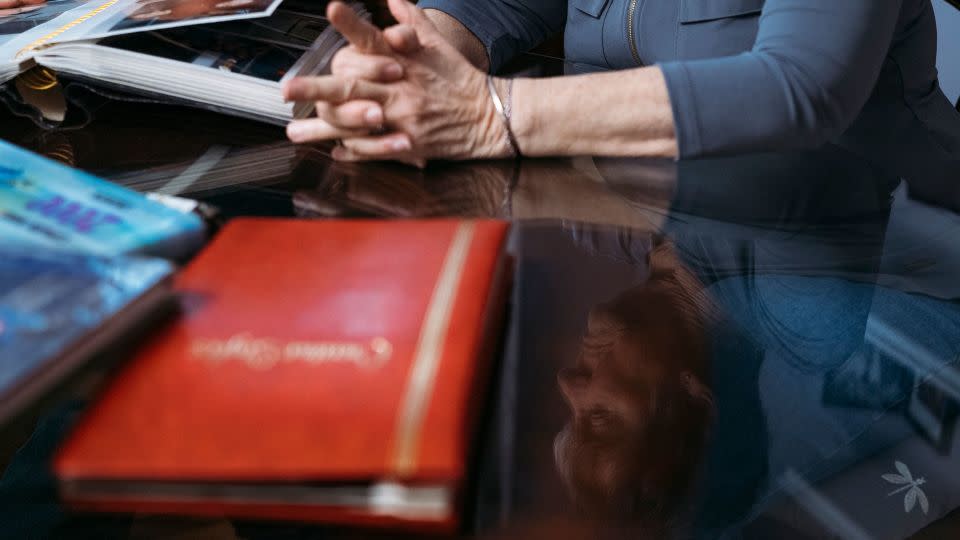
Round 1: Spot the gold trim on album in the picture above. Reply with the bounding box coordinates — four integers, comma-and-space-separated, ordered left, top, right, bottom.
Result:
391, 222, 476, 476
17, 0, 120, 58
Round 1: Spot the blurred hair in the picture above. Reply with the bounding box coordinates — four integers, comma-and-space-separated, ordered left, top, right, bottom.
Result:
554, 238, 716, 535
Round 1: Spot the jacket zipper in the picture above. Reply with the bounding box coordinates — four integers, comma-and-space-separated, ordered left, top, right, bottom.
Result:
627, 0, 642, 65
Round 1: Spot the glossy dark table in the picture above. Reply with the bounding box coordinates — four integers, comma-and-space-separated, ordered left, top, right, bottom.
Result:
2, 59, 960, 540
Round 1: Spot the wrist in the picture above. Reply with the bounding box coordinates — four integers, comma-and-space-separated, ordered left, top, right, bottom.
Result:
509, 77, 539, 157
476, 75, 516, 159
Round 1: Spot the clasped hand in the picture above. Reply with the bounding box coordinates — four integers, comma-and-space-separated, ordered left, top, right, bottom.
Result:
282, 0, 510, 167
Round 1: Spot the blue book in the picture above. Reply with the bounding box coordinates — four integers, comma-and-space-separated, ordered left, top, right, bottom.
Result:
0, 140, 205, 259
0, 247, 174, 428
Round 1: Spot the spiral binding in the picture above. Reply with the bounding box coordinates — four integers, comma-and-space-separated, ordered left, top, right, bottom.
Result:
43, 140, 77, 167
18, 66, 59, 91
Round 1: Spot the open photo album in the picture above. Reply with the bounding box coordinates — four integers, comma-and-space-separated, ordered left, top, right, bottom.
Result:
0, 0, 362, 123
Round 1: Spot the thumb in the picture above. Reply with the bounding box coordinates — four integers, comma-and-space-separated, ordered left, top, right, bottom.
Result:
386, 0, 427, 27
383, 24, 421, 54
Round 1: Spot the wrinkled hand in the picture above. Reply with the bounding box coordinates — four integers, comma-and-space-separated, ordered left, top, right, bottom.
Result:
282, 0, 509, 166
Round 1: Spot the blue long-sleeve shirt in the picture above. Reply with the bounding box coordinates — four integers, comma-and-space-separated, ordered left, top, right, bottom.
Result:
417, 0, 960, 180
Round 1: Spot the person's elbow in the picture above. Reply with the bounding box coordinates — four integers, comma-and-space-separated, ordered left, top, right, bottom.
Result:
755, 50, 869, 150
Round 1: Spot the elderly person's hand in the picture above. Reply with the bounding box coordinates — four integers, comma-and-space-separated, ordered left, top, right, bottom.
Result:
282, 0, 512, 166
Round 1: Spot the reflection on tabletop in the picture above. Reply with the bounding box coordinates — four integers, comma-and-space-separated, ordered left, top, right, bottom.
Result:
2, 87, 960, 539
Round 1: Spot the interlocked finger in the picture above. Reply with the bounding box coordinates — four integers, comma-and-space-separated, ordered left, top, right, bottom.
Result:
327, 1, 391, 54
283, 75, 390, 104
286, 118, 369, 143
331, 48, 405, 82
382, 24, 422, 54
316, 100, 385, 131
341, 133, 414, 157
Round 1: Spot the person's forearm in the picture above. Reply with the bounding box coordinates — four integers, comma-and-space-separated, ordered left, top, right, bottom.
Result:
422, 8, 489, 72
508, 66, 678, 158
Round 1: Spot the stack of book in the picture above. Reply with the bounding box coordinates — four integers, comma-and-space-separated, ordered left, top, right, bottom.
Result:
1, 141, 513, 533
0, 140, 205, 429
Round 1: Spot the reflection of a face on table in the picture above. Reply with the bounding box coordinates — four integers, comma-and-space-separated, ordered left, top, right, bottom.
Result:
125, 0, 272, 23
543, 183, 960, 536
553, 238, 716, 536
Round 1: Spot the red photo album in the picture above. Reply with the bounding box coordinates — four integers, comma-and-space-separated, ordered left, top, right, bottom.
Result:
54, 218, 511, 532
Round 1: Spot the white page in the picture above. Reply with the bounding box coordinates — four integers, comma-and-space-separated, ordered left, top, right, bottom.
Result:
0, 0, 93, 43
0, 0, 95, 77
